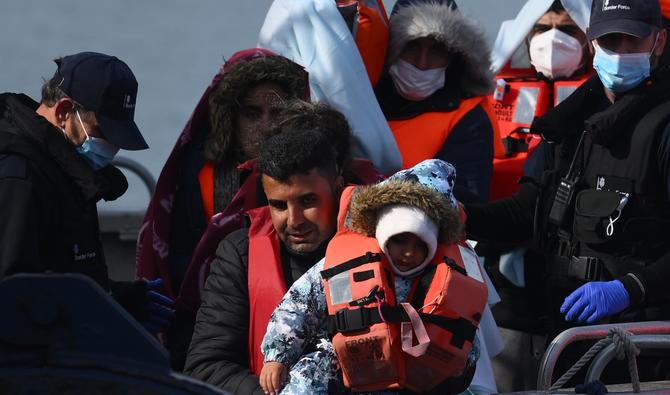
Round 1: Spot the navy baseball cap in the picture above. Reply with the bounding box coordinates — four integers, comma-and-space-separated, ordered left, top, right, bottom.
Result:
54, 52, 148, 150
587, 0, 662, 40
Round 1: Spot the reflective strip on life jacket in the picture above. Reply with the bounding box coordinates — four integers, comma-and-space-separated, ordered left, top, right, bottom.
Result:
388, 96, 500, 169
247, 206, 287, 376
321, 186, 487, 392
554, 75, 590, 106
489, 71, 589, 200
513, 86, 540, 124
198, 161, 215, 221
491, 75, 550, 140
489, 74, 547, 201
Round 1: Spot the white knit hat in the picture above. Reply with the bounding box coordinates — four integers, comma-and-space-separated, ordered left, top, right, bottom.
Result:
375, 204, 438, 277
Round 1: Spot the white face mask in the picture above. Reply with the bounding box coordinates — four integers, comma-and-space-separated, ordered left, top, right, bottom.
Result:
389, 58, 446, 101
529, 28, 584, 79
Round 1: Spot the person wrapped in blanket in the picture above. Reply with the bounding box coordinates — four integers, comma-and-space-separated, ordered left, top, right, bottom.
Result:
259, 159, 479, 395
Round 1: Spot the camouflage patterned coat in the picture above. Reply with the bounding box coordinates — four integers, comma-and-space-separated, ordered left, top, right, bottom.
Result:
261, 259, 478, 395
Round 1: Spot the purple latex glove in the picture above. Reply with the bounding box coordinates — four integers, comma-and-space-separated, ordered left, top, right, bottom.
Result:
560, 280, 630, 324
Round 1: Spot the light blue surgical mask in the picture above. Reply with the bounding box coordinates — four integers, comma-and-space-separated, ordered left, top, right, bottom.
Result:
592, 36, 658, 93
75, 110, 119, 170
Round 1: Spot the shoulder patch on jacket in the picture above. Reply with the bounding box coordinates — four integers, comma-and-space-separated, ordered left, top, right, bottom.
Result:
0, 154, 28, 179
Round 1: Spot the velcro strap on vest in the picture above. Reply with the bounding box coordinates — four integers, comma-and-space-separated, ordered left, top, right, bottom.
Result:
327, 306, 477, 349
320, 252, 382, 280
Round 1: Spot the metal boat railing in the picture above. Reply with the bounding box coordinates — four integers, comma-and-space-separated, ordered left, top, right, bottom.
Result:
98, 156, 156, 242
112, 156, 156, 195
537, 321, 670, 390
98, 157, 157, 280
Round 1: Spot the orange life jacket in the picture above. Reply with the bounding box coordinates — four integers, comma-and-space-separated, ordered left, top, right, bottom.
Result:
490, 68, 590, 200
338, 0, 390, 86
178, 160, 262, 315
198, 160, 216, 221
321, 186, 487, 392
246, 206, 287, 376
661, 0, 670, 20
388, 96, 505, 170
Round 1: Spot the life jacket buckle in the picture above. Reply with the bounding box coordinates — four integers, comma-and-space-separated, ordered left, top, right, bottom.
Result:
568, 256, 603, 281
502, 130, 530, 156
335, 308, 371, 334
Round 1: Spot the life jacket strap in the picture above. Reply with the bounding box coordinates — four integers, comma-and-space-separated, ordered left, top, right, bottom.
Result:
400, 302, 430, 357
320, 252, 383, 280
327, 306, 477, 349
443, 256, 467, 277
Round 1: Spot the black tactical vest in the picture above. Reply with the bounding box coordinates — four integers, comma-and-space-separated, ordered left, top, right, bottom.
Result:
544, 101, 670, 278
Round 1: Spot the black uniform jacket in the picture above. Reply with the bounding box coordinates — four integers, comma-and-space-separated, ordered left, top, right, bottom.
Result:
0, 93, 127, 289
466, 70, 670, 308
184, 227, 323, 394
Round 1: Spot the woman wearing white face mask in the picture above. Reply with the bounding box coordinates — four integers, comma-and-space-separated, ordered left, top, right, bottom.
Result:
374, 0, 504, 204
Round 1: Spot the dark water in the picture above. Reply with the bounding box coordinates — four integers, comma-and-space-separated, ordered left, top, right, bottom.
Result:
0, 0, 524, 211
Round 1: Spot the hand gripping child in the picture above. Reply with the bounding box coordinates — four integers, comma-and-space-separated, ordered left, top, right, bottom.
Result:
259, 159, 483, 395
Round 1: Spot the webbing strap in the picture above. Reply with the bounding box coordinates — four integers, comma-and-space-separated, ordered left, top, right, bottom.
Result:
444, 256, 467, 276
400, 302, 430, 357
327, 306, 477, 348
320, 252, 382, 280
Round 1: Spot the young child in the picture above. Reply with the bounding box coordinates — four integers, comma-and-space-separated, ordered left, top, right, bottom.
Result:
259, 159, 479, 395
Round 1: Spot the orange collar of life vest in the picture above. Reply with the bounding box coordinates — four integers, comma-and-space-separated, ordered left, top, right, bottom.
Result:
246, 206, 287, 375
388, 96, 505, 168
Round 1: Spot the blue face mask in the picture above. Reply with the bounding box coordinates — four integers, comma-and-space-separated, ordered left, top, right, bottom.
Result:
592, 36, 657, 93
75, 110, 119, 170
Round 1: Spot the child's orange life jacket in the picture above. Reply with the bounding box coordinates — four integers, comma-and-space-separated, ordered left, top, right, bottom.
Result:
321, 186, 488, 392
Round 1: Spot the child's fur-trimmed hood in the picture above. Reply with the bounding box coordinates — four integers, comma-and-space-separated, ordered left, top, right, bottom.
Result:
347, 180, 463, 244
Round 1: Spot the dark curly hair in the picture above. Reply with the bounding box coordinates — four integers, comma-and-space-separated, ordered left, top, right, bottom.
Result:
205, 56, 308, 164
267, 100, 352, 171
258, 129, 338, 183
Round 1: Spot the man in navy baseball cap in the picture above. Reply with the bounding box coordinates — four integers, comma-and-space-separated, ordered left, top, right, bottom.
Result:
587, 0, 667, 97
0, 52, 173, 338
54, 51, 148, 151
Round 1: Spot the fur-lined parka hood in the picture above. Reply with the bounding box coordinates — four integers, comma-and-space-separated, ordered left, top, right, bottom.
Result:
387, 1, 494, 97
205, 51, 309, 164
347, 180, 463, 244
